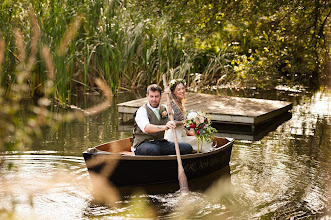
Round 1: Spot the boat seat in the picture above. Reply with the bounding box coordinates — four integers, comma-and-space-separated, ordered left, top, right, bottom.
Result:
119, 151, 134, 156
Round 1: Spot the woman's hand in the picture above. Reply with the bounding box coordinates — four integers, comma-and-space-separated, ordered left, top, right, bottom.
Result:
187, 128, 195, 136
164, 86, 171, 94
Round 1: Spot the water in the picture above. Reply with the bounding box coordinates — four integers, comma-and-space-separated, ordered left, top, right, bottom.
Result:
0, 87, 330, 219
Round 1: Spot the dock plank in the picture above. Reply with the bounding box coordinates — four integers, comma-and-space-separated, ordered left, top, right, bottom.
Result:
118, 92, 292, 125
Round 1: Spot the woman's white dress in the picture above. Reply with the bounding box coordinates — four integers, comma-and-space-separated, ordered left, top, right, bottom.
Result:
164, 126, 213, 153
164, 100, 213, 153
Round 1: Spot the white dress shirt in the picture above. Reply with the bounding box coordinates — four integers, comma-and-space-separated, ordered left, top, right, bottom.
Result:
135, 102, 167, 133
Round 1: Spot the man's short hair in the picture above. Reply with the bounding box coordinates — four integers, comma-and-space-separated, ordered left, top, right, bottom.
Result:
147, 84, 162, 95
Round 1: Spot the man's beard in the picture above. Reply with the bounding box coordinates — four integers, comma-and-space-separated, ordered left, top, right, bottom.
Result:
150, 102, 159, 108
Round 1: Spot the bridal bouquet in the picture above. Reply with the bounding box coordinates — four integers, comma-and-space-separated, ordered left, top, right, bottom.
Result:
184, 110, 217, 152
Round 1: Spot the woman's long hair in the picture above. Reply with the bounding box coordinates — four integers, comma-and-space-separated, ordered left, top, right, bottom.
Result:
170, 82, 186, 115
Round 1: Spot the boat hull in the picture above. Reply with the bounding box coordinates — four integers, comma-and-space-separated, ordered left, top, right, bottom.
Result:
83, 137, 233, 187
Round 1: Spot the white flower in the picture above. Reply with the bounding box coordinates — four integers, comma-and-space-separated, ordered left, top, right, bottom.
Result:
169, 79, 186, 90
187, 111, 197, 120
199, 116, 205, 123
169, 79, 177, 85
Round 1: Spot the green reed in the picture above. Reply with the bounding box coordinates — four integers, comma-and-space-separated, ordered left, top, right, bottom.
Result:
0, 0, 200, 103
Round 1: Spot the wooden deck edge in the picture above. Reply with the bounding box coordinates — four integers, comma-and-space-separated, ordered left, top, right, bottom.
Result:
210, 114, 255, 124
254, 103, 293, 124
118, 106, 139, 114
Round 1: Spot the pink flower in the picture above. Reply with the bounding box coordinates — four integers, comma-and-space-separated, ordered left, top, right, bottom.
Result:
161, 110, 168, 118
196, 130, 200, 135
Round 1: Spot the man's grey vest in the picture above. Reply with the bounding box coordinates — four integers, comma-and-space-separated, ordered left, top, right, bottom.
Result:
132, 104, 168, 148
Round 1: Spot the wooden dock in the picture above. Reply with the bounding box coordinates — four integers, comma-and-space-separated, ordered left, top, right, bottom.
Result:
118, 92, 293, 130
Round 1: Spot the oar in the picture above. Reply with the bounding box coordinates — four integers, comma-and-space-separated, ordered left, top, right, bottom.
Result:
162, 75, 189, 193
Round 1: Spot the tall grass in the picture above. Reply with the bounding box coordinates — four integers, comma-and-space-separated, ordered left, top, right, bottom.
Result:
0, 0, 198, 103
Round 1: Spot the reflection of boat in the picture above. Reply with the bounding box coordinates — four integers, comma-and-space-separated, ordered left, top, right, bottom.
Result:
119, 166, 231, 195
83, 137, 234, 187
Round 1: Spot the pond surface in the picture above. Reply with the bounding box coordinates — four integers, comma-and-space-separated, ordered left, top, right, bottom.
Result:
0, 87, 330, 219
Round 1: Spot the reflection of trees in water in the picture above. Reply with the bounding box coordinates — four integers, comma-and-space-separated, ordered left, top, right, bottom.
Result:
273, 90, 330, 218
31, 89, 147, 154
30, 90, 148, 154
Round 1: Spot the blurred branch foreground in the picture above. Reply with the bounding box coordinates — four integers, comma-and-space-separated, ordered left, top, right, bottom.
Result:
0, 7, 129, 213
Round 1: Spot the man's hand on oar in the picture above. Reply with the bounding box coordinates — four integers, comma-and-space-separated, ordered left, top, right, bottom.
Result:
165, 121, 176, 130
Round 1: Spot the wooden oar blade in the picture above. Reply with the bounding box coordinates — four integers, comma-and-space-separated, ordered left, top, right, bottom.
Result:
178, 168, 189, 193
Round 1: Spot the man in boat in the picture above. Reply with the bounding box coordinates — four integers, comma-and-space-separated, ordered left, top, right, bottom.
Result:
132, 84, 193, 155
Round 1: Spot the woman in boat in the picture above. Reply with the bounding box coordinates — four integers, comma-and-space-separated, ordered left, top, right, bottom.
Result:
164, 79, 213, 152
133, 84, 193, 155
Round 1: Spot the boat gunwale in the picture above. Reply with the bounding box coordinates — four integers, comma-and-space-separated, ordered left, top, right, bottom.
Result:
84, 137, 234, 161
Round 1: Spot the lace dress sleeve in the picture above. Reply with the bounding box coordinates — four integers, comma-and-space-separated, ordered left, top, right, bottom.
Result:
171, 100, 185, 121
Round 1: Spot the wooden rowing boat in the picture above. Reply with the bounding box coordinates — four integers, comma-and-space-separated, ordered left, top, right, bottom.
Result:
83, 137, 234, 187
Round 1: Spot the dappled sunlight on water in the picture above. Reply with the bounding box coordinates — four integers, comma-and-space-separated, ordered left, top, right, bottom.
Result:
0, 155, 92, 219
229, 88, 331, 218
1, 87, 330, 219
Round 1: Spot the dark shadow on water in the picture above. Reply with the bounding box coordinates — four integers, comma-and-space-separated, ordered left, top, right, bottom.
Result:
213, 111, 292, 141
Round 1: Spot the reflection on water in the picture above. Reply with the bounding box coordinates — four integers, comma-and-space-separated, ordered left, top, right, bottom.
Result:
0, 87, 330, 219
229, 89, 331, 219
31, 92, 143, 155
